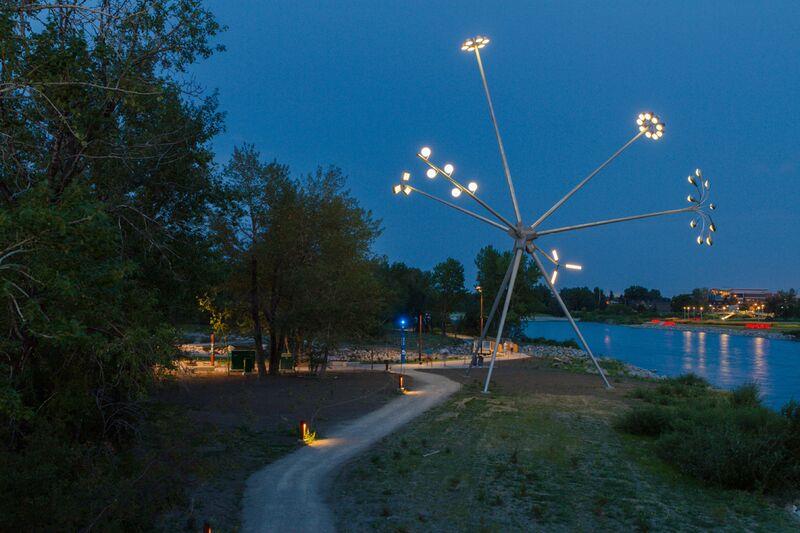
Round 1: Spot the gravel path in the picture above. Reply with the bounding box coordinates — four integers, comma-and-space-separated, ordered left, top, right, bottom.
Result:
240, 368, 461, 532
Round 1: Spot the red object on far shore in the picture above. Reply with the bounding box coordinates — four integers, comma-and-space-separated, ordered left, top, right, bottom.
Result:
662, 321, 676, 326
650, 319, 661, 323
745, 323, 772, 329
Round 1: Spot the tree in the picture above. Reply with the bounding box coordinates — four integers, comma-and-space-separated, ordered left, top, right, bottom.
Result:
207, 163, 383, 374
373, 259, 433, 323
593, 287, 608, 310
431, 258, 466, 335
473, 246, 545, 337
691, 287, 712, 305
210, 145, 290, 377
283, 167, 383, 371
0, 2, 223, 528
671, 293, 695, 313
559, 287, 597, 311
765, 290, 799, 319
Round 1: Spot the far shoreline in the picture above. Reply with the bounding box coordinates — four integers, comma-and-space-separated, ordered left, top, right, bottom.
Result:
630, 321, 796, 341
527, 316, 798, 341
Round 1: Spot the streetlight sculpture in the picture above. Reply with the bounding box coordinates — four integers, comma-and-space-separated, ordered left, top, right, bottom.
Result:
392, 35, 718, 392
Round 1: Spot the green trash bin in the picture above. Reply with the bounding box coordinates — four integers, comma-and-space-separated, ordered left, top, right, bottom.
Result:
243, 353, 254, 373
231, 350, 256, 373
280, 355, 294, 371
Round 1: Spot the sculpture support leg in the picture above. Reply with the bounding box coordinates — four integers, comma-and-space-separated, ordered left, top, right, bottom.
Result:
468, 258, 515, 373
530, 250, 612, 389
483, 247, 523, 393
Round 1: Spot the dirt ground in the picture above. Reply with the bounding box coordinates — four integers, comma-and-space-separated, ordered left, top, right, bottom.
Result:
142, 370, 399, 531
154, 370, 401, 434
427, 356, 651, 399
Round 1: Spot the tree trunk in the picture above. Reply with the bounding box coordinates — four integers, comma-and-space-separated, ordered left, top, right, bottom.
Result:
268, 324, 280, 375
250, 255, 267, 377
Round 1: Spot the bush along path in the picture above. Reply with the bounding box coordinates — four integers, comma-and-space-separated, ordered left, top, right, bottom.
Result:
240, 368, 461, 532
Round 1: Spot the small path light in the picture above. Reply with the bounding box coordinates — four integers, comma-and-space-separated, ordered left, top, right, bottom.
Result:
391, 34, 718, 393
398, 374, 406, 392
299, 420, 315, 444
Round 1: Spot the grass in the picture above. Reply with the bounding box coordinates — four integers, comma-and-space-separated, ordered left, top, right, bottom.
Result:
330, 380, 797, 532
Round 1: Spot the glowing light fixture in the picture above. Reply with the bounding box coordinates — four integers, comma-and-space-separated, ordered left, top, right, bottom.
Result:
638, 112, 664, 140
390, 34, 717, 393
544, 248, 583, 287
392, 184, 402, 195
461, 35, 490, 51
299, 420, 315, 444
402, 171, 411, 182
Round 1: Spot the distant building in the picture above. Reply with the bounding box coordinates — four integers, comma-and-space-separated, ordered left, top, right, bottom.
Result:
710, 288, 773, 305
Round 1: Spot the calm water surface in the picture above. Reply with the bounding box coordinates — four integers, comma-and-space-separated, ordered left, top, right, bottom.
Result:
525, 321, 800, 409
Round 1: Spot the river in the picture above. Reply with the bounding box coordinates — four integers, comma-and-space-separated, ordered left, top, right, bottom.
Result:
524, 321, 799, 410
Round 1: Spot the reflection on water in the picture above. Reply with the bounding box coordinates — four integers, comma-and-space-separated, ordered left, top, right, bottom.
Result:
719, 334, 730, 381
682, 331, 693, 373
525, 321, 800, 409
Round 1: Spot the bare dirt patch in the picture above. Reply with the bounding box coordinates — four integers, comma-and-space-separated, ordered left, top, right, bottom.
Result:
425, 356, 652, 400
141, 370, 398, 531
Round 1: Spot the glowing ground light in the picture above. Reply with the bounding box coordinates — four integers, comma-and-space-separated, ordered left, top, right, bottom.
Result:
391, 35, 718, 392
299, 420, 316, 444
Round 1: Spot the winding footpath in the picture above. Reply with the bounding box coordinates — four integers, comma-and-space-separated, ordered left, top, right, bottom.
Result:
241, 367, 461, 533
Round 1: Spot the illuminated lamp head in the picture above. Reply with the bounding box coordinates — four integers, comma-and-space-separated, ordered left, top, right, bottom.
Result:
461, 35, 490, 52
636, 112, 664, 140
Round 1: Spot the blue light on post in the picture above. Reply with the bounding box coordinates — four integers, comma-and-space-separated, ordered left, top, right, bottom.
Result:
399, 318, 407, 365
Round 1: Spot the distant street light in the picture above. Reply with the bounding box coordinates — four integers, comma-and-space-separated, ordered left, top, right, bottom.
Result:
392, 35, 717, 392
475, 285, 484, 336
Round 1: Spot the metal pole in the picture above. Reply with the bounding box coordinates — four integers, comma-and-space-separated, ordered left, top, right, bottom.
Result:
535, 206, 697, 237
416, 158, 517, 229
531, 132, 644, 229
468, 258, 515, 373
479, 289, 484, 335
418, 313, 423, 364
406, 185, 511, 231
530, 250, 612, 388
483, 247, 523, 393
473, 47, 522, 223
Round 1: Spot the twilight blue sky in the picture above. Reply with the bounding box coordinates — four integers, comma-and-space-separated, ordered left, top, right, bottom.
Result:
192, 1, 800, 296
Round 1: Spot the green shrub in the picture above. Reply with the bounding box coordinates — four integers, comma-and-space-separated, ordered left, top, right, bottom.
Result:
615, 405, 673, 436
618, 377, 800, 493
730, 383, 761, 407
656, 407, 794, 491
